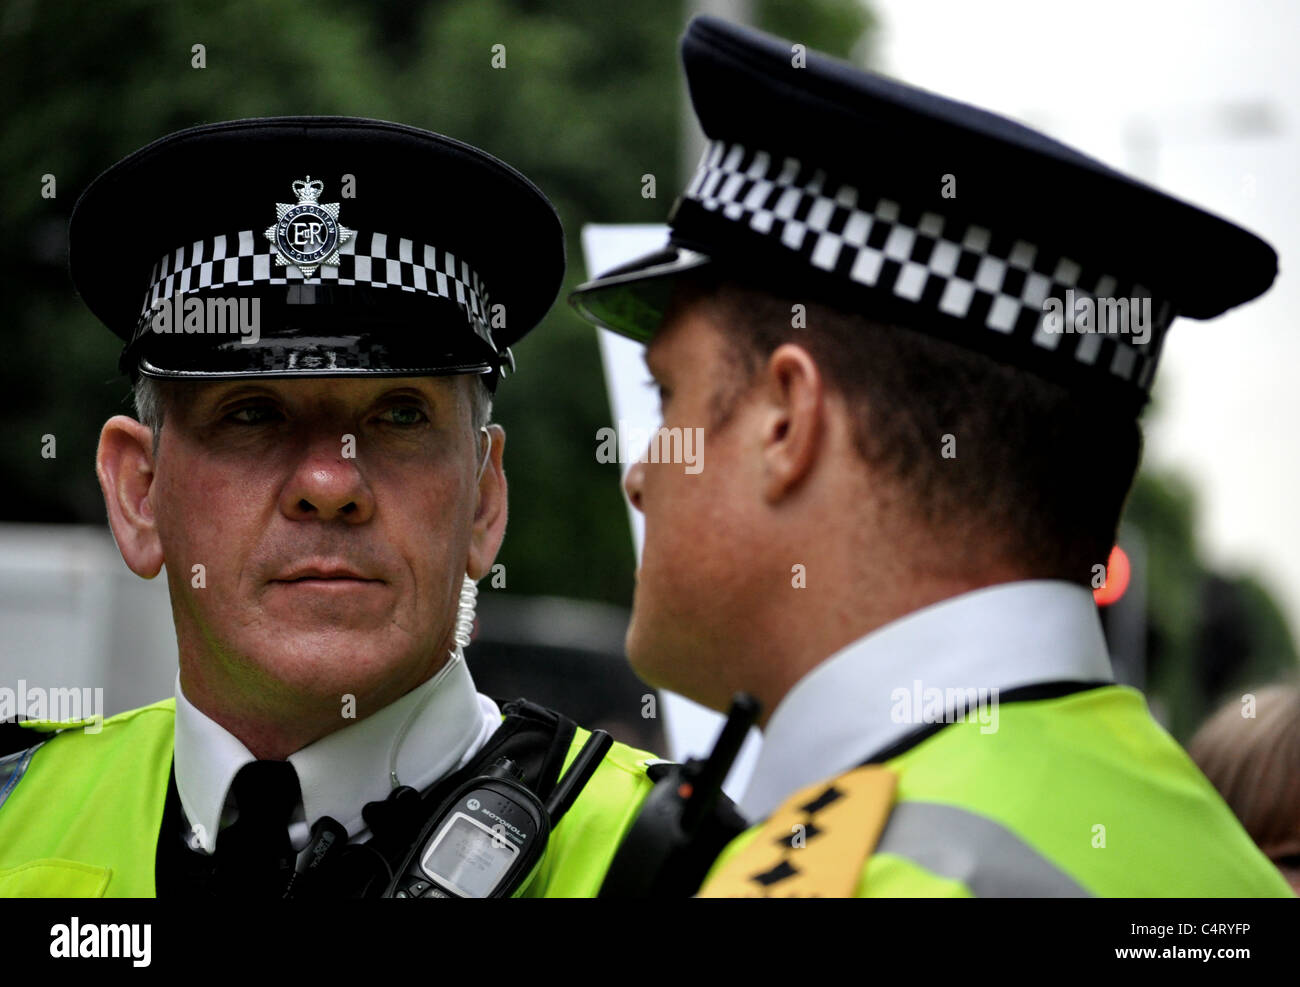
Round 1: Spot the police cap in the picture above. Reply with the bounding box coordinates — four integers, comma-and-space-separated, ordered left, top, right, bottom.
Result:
71, 116, 565, 389
570, 17, 1277, 411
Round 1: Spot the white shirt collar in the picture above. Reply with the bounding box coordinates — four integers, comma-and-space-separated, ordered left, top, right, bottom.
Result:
738, 580, 1114, 821
174, 651, 501, 852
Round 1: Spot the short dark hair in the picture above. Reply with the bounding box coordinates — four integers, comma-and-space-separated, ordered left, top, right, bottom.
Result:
667, 271, 1143, 585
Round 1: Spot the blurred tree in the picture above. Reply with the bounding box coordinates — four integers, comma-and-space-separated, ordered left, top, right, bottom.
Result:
1, 0, 391, 521
0, 0, 869, 605
1125, 470, 1297, 739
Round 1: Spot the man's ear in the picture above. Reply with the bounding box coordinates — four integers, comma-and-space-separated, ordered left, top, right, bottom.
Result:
759, 343, 827, 504
467, 424, 507, 580
97, 416, 164, 578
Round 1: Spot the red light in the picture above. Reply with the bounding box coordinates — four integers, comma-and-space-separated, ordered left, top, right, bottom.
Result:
1094, 545, 1131, 607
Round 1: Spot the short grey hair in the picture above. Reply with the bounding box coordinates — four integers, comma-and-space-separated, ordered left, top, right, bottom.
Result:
467, 376, 494, 432
132, 374, 493, 442
132, 375, 168, 449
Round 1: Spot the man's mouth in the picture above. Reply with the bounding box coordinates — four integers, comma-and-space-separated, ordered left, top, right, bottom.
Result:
271, 566, 384, 586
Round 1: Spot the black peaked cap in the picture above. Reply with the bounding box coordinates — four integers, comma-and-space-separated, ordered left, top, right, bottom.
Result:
571, 16, 1278, 411
71, 117, 565, 386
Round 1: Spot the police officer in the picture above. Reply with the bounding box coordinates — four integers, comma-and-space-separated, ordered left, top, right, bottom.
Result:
571, 18, 1294, 897
0, 117, 657, 898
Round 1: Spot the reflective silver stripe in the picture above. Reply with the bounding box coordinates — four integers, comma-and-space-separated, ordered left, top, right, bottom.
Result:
875, 801, 1091, 897
0, 740, 45, 813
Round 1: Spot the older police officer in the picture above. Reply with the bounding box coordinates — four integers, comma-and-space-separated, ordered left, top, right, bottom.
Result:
0, 118, 654, 898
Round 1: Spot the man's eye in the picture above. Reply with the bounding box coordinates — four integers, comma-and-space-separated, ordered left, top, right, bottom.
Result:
378, 405, 428, 426
226, 405, 280, 425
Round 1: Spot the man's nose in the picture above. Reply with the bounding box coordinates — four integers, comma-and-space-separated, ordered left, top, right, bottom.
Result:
279, 435, 375, 523
623, 458, 646, 514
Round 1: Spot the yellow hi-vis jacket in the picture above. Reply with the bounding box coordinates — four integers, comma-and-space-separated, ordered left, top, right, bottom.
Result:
699, 685, 1295, 897
0, 698, 656, 897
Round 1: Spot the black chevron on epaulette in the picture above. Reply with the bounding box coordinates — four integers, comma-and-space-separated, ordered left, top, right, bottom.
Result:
0, 720, 56, 758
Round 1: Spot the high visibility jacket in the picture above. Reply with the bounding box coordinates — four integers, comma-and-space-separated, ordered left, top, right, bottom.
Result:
0, 698, 656, 897
701, 685, 1294, 897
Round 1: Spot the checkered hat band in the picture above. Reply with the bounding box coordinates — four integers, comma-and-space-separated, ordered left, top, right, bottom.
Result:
137, 231, 494, 348
683, 139, 1175, 392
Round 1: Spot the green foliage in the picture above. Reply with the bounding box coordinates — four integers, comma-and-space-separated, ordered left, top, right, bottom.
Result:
1125, 468, 1297, 738
0, 0, 871, 603
756, 0, 874, 59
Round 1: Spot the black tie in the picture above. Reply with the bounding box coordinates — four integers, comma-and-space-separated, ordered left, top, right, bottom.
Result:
213, 760, 302, 898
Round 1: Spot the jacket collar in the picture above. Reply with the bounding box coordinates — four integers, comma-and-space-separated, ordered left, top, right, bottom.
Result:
739, 580, 1114, 821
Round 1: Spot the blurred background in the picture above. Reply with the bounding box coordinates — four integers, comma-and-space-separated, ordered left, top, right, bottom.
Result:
0, 0, 1296, 753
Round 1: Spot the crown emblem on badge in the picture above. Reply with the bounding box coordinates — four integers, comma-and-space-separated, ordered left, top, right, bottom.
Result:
291, 177, 324, 203
264, 175, 354, 277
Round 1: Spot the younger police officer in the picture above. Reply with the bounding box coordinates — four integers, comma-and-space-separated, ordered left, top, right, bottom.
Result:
0, 118, 656, 898
572, 18, 1294, 897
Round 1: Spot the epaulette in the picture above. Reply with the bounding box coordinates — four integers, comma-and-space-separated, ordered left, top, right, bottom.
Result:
0, 719, 64, 758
